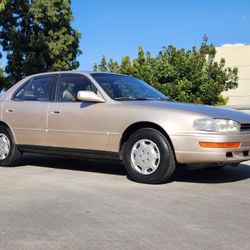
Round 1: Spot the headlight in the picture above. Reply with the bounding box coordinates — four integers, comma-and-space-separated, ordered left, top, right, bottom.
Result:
193, 118, 240, 132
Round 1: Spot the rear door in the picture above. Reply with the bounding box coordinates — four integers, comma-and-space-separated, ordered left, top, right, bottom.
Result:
47, 74, 109, 151
3, 75, 56, 146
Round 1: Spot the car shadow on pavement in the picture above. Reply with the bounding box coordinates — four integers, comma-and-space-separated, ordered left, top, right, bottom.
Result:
20, 153, 250, 184
20, 153, 127, 176
172, 164, 250, 184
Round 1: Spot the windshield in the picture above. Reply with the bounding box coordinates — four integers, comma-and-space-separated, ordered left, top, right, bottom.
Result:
91, 73, 168, 101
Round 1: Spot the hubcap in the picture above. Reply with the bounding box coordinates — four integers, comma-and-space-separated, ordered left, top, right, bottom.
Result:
0, 133, 10, 160
131, 139, 160, 175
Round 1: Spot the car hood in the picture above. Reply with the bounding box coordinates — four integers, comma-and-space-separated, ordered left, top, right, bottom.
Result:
125, 100, 250, 124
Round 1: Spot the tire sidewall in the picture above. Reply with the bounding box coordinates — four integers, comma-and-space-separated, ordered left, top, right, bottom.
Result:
123, 128, 175, 184
0, 126, 17, 166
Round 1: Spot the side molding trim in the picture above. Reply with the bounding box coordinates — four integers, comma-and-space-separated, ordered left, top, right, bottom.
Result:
17, 145, 120, 161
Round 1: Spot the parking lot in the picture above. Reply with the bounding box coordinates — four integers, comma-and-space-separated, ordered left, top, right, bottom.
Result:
0, 153, 250, 250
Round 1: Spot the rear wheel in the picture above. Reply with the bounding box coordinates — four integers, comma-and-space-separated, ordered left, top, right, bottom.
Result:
0, 126, 22, 167
123, 128, 176, 184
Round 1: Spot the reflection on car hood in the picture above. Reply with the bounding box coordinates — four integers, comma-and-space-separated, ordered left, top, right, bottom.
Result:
126, 100, 250, 123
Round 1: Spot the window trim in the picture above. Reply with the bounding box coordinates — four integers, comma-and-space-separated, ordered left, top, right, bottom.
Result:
55, 73, 98, 103
11, 79, 33, 101
11, 75, 57, 102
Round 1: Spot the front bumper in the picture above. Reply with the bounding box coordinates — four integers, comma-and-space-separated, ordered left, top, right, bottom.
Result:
171, 132, 250, 164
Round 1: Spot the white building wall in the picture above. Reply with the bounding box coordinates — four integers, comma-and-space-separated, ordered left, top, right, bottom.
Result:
215, 45, 250, 105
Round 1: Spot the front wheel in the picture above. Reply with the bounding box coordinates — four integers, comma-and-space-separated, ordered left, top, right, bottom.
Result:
0, 125, 22, 167
122, 128, 176, 184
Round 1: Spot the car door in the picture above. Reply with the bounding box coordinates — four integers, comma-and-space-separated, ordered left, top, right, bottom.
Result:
2, 75, 56, 146
47, 74, 109, 151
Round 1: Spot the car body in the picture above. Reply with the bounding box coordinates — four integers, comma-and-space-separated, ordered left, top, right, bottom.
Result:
0, 71, 250, 183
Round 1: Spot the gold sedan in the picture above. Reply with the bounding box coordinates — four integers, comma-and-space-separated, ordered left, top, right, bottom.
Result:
0, 71, 250, 184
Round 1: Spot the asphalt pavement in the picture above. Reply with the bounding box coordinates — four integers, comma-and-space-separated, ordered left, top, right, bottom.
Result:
0, 153, 250, 250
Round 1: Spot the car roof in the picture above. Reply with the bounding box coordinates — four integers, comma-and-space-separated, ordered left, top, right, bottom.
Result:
26, 71, 126, 78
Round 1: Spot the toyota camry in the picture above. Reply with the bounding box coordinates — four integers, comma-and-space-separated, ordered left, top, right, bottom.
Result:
0, 71, 250, 184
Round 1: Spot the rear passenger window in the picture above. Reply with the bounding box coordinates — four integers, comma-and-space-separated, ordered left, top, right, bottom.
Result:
13, 76, 54, 101
13, 80, 31, 100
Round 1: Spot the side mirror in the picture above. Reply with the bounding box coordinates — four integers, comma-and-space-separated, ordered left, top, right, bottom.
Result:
77, 91, 105, 103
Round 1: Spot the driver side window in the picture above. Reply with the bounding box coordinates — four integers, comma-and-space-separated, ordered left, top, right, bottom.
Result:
57, 75, 97, 102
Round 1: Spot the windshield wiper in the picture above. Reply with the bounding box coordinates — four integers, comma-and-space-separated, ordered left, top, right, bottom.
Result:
134, 97, 159, 100
134, 97, 169, 101
114, 97, 137, 100
114, 97, 168, 101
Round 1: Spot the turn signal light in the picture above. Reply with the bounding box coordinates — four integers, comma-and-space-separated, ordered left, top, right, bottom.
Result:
199, 142, 241, 148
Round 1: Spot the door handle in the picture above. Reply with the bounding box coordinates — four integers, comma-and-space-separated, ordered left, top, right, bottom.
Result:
6, 109, 14, 113
51, 110, 61, 114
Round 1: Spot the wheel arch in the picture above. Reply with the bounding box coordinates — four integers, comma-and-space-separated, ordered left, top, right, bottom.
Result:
119, 121, 176, 159
0, 121, 17, 142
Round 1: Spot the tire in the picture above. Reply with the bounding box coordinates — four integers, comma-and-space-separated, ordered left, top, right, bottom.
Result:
0, 125, 22, 167
122, 128, 176, 184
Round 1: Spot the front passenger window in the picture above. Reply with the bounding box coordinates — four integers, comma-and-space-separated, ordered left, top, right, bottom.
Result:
58, 75, 97, 102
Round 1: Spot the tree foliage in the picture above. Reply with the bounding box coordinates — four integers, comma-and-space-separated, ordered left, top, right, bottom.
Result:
0, 0, 81, 89
0, 0, 8, 11
0, 49, 5, 91
94, 36, 238, 105
0, 58, 4, 90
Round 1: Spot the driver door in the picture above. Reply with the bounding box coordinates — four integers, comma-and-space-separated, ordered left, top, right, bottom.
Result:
47, 74, 109, 151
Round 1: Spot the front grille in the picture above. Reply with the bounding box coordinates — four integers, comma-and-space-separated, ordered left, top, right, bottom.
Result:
241, 123, 250, 131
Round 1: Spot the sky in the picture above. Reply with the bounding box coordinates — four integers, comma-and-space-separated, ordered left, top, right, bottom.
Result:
1, 0, 250, 70
71, 0, 250, 70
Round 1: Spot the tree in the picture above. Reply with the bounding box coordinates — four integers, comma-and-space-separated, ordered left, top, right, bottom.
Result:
0, 0, 8, 11
0, 0, 30, 87
93, 36, 238, 105
0, 60, 5, 91
93, 63, 98, 72
108, 59, 119, 73
97, 55, 108, 72
0, 0, 81, 88
120, 56, 133, 75
0, 51, 6, 91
